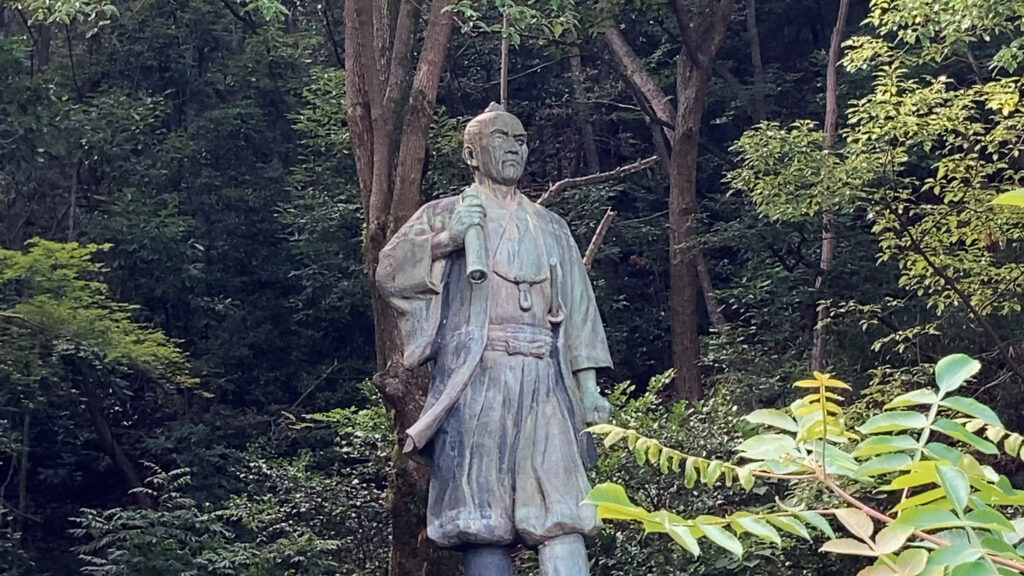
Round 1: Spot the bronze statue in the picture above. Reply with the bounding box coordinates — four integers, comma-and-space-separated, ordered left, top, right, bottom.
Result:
376, 103, 612, 575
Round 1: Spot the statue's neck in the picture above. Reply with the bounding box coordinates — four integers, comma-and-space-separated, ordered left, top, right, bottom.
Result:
472, 176, 518, 204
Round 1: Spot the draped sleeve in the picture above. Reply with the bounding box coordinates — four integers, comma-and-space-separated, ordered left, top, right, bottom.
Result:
375, 198, 456, 368
553, 214, 613, 373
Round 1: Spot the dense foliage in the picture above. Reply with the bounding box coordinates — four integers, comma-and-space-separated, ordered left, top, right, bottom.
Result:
1, 0, 1023, 573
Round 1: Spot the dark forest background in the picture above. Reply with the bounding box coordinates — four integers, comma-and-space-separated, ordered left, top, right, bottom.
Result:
3, 0, 1024, 574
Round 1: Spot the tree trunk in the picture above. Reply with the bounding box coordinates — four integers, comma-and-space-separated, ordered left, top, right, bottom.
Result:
602, 6, 732, 397
78, 377, 151, 507
16, 414, 29, 535
569, 46, 600, 174
35, 23, 51, 72
344, 1, 461, 573
696, 249, 726, 329
745, 0, 765, 122
668, 57, 710, 400
810, 0, 850, 372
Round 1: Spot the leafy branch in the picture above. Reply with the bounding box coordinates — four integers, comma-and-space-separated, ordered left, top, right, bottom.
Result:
586, 354, 1024, 575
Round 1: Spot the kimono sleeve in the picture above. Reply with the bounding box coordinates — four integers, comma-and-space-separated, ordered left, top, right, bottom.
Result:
375, 200, 451, 367
557, 218, 613, 373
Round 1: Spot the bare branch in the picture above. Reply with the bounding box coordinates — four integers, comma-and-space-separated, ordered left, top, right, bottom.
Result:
321, 0, 343, 67
537, 156, 658, 206
583, 209, 617, 270
217, 0, 259, 33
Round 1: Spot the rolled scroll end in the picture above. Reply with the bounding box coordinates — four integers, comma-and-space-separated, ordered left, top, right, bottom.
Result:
464, 224, 488, 283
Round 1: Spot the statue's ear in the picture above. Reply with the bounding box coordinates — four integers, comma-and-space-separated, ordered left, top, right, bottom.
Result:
462, 144, 479, 168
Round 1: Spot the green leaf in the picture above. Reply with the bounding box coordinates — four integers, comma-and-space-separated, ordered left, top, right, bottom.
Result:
665, 522, 701, 558
798, 511, 836, 538
925, 442, 966, 465
735, 434, 797, 460
854, 435, 919, 457
698, 522, 743, 558
745, 409, 799, 432
733, 515, 781, 545
965, 507, 1015, 532
885, 389, 939, 409
602, 427, 626, 448
891, 506, 963, 531
896, 548, 929, 576
855, 453, 913, 478
1003, 434, 1022, 457
891, 487, 947, 512
859, 412, 929, 434
736, 467, 755, 491
684, 457, 698, 489
940, 397, 1003, 428
932, 419, 999, 455
583, 483, 652, 522
819, 538, 880, 557
835, 508, 875, 540
874, 524, 915, 554
992, 189, 1024, 207
705, 460, 724, 486
936, 465, 971, 513
949, 560, 1000, 576
767, 515, 810, 540
929, 543, 982, 567
935, 354, 981, 395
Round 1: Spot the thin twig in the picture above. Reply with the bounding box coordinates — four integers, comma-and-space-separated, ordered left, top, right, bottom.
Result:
538, 156, 658, 206
583, 209, 616, 270
287, 359, 339, 413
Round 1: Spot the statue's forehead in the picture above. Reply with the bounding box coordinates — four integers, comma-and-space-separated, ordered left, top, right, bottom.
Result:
478, 112, 526, 135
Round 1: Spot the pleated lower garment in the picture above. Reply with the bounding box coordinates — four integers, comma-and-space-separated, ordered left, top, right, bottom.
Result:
427, 349, 599, 548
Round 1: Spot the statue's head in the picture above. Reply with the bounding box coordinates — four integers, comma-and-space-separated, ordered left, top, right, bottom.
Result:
463, 103, 528, 186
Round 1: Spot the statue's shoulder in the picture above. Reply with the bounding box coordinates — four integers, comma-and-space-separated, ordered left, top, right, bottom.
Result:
526, 198, 573, 236
420, 195, 460, 219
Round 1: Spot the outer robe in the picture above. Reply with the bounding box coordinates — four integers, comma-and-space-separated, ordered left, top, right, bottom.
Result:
376, 188, 612, 547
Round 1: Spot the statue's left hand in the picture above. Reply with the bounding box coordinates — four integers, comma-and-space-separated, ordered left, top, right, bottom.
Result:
576, 369, 611, 425
582, 387, 612, 425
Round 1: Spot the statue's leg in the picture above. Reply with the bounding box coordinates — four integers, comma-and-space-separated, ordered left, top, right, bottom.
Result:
537, 534, 589, 576
463, 545, 515, 576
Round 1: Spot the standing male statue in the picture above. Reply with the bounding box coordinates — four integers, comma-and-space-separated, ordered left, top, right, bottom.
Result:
376, 103, 613, 576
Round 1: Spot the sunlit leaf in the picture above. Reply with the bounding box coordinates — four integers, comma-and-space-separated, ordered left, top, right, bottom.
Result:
698, 521, 743, 558
934, 354, 981, 395
835, 508, 875, 541
885, 389, 939, 409
936, 465, 970, 513
820, 538, 879, 557
939, 397, 1002, 428
932, 419, 999, 455
859, 412, 929, 434
854, 435, 919, 457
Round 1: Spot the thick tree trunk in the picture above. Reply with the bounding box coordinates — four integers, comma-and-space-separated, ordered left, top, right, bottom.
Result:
603, 7, 732, 397
668, 60, 709, 400
345, 1, 461, 573
810, 0, 850, 372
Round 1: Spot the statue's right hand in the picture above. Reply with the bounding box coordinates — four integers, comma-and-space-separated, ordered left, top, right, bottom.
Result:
447, 195, 485, 247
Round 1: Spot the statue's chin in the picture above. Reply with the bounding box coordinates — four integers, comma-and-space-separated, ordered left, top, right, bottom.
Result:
479, 172, 521, 186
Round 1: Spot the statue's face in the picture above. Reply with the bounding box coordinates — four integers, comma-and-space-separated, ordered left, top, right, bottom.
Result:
464, 112, 528, 185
